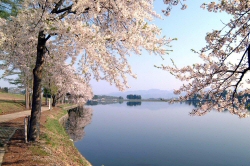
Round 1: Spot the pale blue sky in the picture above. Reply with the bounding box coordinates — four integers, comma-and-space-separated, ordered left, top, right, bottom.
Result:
90, 0, 231, 94
0, 0, 231, 95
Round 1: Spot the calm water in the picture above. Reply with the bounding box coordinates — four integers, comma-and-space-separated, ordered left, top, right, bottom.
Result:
67, 102, 250, 166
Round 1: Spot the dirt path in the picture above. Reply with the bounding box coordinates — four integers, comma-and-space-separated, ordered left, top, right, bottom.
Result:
0, 105, 89, 166
0, 107, 50, 166
0, 106, 50, 123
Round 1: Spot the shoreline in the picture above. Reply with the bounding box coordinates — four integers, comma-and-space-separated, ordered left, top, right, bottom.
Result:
1, 105, 92, 166
50, 105, 92, 166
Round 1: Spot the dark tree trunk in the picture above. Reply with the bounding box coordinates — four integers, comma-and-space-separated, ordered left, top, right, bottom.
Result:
25, 83, 29, 109
29, 92, 32, 108
45, 93, 48, 105
28, 31, 47, 141
248, 44, 250, 68
52, 94, 57, 107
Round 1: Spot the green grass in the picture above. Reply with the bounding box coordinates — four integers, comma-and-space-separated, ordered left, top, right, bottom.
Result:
0, 92, 26, 114
40, 133, 54, 146
45, 118, 67, 137
30, 146, 49, 156
40, 108, 90, 165
0, 92, 49, 114
0, 100, 25, 114
0, 92, 25, 100
42, 108, 72, 148
59, 103, 72, 107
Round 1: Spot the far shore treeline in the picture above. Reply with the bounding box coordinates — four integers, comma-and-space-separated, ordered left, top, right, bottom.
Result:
126, 94, 141, 100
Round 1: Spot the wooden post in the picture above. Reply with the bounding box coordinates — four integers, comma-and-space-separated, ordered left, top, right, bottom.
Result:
28, 116, 30, 137
25, 85, 29, 109
24, 117, 27, 143
49, 99, 51, 110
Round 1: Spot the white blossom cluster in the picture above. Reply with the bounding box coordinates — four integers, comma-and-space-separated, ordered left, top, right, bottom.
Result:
161, 0, 250, 118
0, 0, 171, 103
162, 0, 187, 16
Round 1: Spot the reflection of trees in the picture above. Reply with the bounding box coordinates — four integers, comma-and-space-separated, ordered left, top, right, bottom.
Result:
184, 100, 200, 108
86, 100, 98, 105
86, 100, 123, 105
66, 106, 93, 141
127, 102, 141, 106
184, 100, 236, 113
172, 100, 210, 108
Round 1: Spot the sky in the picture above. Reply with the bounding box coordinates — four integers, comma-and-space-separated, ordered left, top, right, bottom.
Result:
0, 0, 232, 95
89, 0, 232, 94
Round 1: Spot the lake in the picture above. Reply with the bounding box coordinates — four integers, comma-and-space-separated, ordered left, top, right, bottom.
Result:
66, 102, 250, 166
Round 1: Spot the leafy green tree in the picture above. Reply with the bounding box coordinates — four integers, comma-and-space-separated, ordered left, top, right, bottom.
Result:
3, 87, 8, 93
2, 70, 32, 109
127, 94, 141, 100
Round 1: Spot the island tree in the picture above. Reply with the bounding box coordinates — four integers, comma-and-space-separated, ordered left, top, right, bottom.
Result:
127, 94, 142, 100
0, 0, 172, 141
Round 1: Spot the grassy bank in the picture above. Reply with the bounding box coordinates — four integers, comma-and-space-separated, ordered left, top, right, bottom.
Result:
0, 92, 25, 114
0, 92, 25, 100
38, 107, 92, 166
1, 96, 91, 165
2, 106, 91, 165
0, 100, 25, 114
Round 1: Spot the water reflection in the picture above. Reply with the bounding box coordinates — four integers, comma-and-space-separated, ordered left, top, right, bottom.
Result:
65, 106, 93, 141
86, 100, 123, 105
75, 102, 250, 166
87, 100, 202, 108
126, 101, 141, 106
184, 100, 229, 114
183, 100, 200, 107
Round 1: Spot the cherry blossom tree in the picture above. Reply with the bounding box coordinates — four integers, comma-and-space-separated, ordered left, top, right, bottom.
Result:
162, 0, 188, 16
0, 0, 171, 141
161, 0, 250, 118
42, 58, 93, 106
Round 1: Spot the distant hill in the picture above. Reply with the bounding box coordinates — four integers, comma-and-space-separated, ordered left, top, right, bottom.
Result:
108, 89, 178, 99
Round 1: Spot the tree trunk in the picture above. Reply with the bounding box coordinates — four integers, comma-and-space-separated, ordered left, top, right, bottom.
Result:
28, 31, 47, 141
25, 82, 29, 109
52, 94, 57, 107
29, 92, 32, 108
25, 85, 30, 109
45, 93, 48, 105
248, 44, 250, 68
